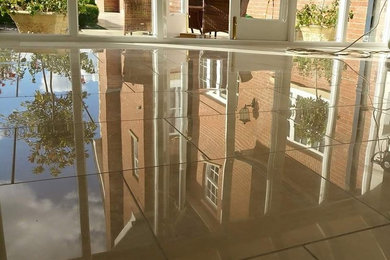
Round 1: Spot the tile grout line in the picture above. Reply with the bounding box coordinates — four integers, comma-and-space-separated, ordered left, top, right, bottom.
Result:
120, 172, 169, 260
303, 245, 320, 260
122, 81, 136, 93
197, 98, 224, 115
163, 117, 211, 161
242, 222, 390, 260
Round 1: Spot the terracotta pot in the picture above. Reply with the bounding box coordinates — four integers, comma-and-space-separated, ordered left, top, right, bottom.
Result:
10, 11, 68, 34
299, 25, 335, 42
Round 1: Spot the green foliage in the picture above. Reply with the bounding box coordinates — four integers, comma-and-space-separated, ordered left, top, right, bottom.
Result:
0, 0, 89, 16
4, 91, 96, 176
296, 0, 354, 28
293, 57, 348, 83
0, 12, 13, 24
27, 52, 95, 83
79, 4, 99, 28
0, 50, 97, 175
293, 57, 334, 83
0, 49, 25, 91
294, 96, 328, 145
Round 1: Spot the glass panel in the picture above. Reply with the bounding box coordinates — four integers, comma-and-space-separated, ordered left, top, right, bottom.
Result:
0, 0, 69, 35
169, 0, 182, 13
79, 0, 154, 37
347, 0, 389, 43
243, 0, 281, 19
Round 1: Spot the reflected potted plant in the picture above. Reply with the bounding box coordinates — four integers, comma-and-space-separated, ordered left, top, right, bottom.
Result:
296, 0, 354, 41
294, 57, 333, 83
294, 95, 328, 145
0, 49, 25, 94
0, 0, 88, 34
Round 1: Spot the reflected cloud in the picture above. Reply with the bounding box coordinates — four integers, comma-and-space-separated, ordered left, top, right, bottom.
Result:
39, 75, 72, 93
0, 184, 105, 260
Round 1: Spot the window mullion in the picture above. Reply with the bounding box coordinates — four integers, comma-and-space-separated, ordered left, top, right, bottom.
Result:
68, 0, 79, 37
336, 0, 351, 42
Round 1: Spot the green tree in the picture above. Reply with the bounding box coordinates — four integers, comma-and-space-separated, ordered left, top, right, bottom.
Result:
5, 91, 96, 176
1, 51, 97, 176
294, 96, 328, 145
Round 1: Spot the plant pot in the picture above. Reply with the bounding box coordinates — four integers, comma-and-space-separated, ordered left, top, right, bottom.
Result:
10, 11, 68, 34
299, 25, 335, 41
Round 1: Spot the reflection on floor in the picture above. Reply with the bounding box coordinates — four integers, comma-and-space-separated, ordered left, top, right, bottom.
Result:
0, 46, 390, 259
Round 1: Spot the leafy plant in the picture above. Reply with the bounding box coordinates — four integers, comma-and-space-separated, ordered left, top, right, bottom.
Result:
27, 52, 95, 83
0, 50, 97, 176
0, 0, 88, 16
296, 0, 354, 28
293, 57, 348, 83
294, 96, 328, 145
0, 49, 25, 94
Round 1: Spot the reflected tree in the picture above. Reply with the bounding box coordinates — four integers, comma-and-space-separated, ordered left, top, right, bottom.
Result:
1, 52, 97, 176
5, 91, 96, 176
0, 49, 25, 94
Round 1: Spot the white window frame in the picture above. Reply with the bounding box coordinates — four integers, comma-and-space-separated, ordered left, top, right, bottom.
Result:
199, 55, 226, 104
0, 0, 389, 47
130, 130, 139, 179
204, 163, 220, 207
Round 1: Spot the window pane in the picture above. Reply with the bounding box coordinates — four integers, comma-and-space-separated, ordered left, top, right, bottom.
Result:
80, 0, 154, 37
169, 0, 182, 13
244, 0, 281, 20
347, 0, 389, 43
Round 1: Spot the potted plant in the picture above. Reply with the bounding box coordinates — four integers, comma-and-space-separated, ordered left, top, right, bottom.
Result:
0, 0, 88, 34
296, 0, 354, 41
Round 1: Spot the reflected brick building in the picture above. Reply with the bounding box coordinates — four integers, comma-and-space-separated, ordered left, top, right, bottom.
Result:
95, 47, 390, 258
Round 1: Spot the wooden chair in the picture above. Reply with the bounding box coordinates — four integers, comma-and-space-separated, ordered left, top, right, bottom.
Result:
189, 0, 204, 33
202, 0, 250, 36
123, 0, 152, 35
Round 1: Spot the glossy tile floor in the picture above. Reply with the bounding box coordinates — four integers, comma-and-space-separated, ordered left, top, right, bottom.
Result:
0, 46, 390, 259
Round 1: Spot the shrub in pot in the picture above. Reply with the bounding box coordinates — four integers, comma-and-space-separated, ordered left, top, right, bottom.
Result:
296, 0, 354, 41
0, 0, 89, 34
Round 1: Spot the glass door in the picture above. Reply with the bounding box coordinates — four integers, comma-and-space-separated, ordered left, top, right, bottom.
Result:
230, 0, 290, 40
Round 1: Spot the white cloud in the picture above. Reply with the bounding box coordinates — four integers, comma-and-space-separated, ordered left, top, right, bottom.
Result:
0, 183, 106, 259
40, 75, 72, 93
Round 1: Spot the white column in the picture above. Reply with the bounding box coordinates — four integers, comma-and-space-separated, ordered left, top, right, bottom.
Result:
154, 0, 167, 39
319, 60, 342, 204
68, 0, 79, 37
362, 56, 388, 194
336, 0, 351, 42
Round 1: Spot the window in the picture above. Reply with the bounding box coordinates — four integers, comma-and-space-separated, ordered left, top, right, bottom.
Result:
130, 131, 139, 179
204, 163, 220, 207
288, 88, 329, 155
199, 53, 226, 104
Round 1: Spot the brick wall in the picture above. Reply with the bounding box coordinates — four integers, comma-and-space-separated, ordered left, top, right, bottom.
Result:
169, 0, 182, 13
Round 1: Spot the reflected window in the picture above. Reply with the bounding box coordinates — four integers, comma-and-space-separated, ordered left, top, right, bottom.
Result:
169, 71, 183, 117
288, 88, 328, 155
204, 163, 219, 207
130, 130, 139, 179
199, 55, 226, 103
